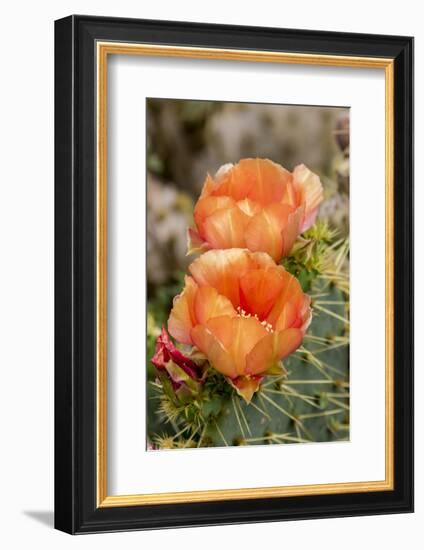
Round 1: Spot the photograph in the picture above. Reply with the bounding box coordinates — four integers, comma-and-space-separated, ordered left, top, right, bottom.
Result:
146, 98, 351, 450
51, 14, 413, 534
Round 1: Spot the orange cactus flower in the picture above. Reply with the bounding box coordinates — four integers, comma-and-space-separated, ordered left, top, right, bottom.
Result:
188, 158, 323, 262
168, 249, 311, 402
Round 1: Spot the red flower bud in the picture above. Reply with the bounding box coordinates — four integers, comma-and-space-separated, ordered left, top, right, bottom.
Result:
151, 327, 202, 403
152, 327, 200, 380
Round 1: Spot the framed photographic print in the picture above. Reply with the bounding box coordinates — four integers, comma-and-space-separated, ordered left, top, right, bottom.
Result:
54, 15, 414, 534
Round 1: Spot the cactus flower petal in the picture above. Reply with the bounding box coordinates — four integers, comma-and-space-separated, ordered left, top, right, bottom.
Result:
194, 195, 236, 229
193, 286, 236, 325
292, 164, 324, 232
189, 248, 274, 309
191, 322, 237, 378
239, 267, 285, 321
168, 276, 236, 345
186, 228, 210, 255
229, 375, 264, 403
191, 316, 269, 379
167, 276, 197, 345
169, 249, 311, 401
202, 206, 250, 249
281, 205, 305, 257
246, 328, 303, 376
188, 158, 323, 261
244, 207, 284, 261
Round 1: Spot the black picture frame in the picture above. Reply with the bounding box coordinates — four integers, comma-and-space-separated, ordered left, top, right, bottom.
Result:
55, 14, 414, 534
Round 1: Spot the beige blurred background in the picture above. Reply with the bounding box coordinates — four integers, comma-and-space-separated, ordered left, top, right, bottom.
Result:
146, 99, 349, 290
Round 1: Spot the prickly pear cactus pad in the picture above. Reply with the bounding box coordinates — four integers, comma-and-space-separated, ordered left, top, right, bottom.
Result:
146, 100, 350, 450
147, 222, 349, 449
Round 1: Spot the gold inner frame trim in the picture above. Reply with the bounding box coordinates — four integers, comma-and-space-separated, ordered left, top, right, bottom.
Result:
96, 42, 394, 508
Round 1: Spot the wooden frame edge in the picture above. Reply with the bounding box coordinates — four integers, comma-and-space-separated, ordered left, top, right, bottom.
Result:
96, 42, 395, 508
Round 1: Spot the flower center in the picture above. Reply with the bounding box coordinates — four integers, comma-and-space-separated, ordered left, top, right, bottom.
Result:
236, 306, 274, 333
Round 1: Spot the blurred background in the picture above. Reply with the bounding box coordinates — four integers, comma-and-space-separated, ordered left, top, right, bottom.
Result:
146, 98, 349, 317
